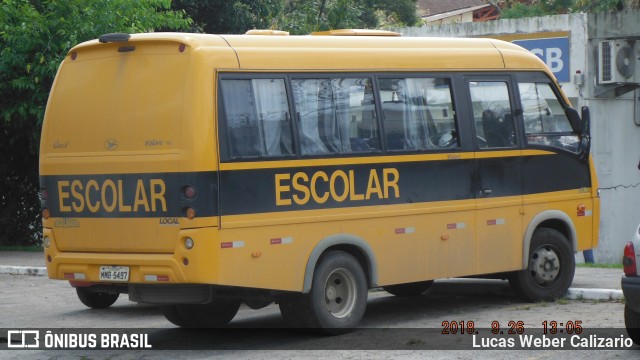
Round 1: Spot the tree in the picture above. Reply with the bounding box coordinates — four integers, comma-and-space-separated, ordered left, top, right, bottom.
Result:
0, 0, 191, 246
173, 0, 419, 35
171, 0, 283, 34
359, 0, 420, 28
501, 0, 630, 19
501, 2, 547, 18
277, 0, 364, 34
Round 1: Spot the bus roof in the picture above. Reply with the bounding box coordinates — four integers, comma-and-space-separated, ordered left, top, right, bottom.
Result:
69, 32, 550, 73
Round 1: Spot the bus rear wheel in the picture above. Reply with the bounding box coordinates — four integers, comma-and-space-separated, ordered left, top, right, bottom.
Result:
279, 250, 367, 335
383, 281, 433, 297
162, 300, 241, 328
510, 228, 574, 301
76, 287, 119, 309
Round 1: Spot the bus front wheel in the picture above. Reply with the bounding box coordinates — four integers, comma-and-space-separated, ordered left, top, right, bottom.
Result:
279, 250, 368, 334
510, 228, 575, 301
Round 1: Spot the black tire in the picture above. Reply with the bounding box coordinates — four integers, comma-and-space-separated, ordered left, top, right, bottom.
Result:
278, 250, 368, 335
160, 305, 190, 327
383, 280, 434, 297
173, 299, 241, 328
625, 305, 640, 345
510, 228, 575, 301
76, 287, 119, 309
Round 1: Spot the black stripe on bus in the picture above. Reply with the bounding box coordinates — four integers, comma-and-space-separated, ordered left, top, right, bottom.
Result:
40, 172, 218, 218
522, 149, 591, 194
219, 153, 591, 215
219, 159, 476, 215
40, 152, 590, 218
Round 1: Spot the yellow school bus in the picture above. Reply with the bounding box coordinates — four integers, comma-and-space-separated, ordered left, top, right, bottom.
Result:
40, 30, 598, 333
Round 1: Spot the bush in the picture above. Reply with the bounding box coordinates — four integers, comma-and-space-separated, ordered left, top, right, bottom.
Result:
0, 0, 190, 246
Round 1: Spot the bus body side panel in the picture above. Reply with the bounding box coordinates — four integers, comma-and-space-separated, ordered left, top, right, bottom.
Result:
521, 149, 595, 265
215, 156, 479, 290
474, 152, 524, 274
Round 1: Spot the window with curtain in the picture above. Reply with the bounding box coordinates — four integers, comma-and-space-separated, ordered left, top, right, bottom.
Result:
292, 77, 380, 155
220, 79, 293, 159
380, 77, 457, 151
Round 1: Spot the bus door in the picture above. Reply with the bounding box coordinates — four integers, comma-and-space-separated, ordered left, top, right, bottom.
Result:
466, 77, 524, 273
514, 73, 594, 248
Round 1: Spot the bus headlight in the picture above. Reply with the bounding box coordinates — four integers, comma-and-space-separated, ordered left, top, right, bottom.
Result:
184, 237, 194, 250
43, 236, 51, 248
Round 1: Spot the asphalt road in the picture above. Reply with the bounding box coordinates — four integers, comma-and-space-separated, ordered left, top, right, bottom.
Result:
0, 272, 634, 359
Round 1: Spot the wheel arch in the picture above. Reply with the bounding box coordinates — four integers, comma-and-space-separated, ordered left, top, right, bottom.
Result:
522, 210, 577, 269
302, 234, 378, 293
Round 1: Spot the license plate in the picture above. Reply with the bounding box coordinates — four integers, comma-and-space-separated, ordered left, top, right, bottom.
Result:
99, 266, 130, 282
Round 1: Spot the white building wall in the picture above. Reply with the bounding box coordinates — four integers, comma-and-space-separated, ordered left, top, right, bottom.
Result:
393, 12, 640, 263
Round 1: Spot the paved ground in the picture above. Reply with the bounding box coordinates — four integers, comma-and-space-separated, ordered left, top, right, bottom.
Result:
0, 251, 631, 359
0, 250, 624, 300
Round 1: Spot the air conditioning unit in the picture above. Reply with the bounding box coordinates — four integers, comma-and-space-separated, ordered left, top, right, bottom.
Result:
598, 39, 638, 84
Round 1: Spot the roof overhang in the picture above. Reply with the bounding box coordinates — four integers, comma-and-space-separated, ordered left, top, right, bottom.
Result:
423, 4, 492, 22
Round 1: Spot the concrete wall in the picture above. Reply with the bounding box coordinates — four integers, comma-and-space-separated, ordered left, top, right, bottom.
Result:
585, 12, 640, 264
393, 12, 640, 263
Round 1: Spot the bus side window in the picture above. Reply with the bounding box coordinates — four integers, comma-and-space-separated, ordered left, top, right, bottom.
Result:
380, 77, 458, 151
469, 81, 516, 149
518, 82, 579, 153
220, 79, 294, 159
292, 77, 380, 155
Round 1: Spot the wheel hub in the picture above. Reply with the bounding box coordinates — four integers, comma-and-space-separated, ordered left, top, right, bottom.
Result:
530, 246, 561, 285
324, 268, 356, 318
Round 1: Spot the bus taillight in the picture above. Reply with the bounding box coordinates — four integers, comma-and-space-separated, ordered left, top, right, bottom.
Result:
185, 207, 196, 220
183, 185, 197, 199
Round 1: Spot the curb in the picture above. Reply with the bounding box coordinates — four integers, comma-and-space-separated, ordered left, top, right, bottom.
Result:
0, 265, 47, 277
0, 265, 625, 302
566, 287, 624, 301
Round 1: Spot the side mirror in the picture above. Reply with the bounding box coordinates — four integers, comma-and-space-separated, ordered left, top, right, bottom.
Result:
580, 106, 591, 137
579, 106, 591, 161
566, 107, 582, 134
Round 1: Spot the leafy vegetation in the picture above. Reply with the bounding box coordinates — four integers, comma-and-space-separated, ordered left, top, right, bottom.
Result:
172, 0, 420, 35
0, 0, 191, 246
501, 0, 637, 19
1, 0, 418, 247
0, 245, 42, 252
577, 262, 623, 269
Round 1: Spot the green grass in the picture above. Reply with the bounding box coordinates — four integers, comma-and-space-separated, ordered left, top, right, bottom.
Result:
0, 246, 43, 252
404, 338, 425, 346
555, 297, 570, 305
577, 262, 622, 269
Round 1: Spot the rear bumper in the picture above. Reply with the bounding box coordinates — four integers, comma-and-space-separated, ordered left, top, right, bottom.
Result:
622, 276, 640, 312
47, 251, 187, 283
43, 226, 221, 285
